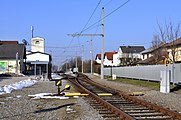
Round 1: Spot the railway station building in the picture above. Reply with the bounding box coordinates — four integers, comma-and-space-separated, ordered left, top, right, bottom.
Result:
26, 37, 52, 79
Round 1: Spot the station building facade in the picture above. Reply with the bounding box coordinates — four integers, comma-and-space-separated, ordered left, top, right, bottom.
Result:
26, 37, 51, 79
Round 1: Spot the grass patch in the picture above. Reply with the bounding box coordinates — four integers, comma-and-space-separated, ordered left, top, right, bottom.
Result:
115, 77, 160, 90
105, 76, 179, 91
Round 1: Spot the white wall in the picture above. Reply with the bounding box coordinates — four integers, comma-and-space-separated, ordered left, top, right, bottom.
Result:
27, 53, 49, 62
95, 57, 101, 64
104, 63, 181, 83
104, 56, 112, 66
31, 37, 45, 53
113, 54, 120, 66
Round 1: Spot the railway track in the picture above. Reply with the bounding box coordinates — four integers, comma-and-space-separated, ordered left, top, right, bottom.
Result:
66, 73, 181, 120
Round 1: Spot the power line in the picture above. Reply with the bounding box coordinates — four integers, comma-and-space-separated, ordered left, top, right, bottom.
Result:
61, 0, 131, 64
80, 0, 131, 33
26, 44, 82, 49
77, 0, 102, 53
80, 0, 102, 34
103, 0, 113, 7
104, 0, 130, 19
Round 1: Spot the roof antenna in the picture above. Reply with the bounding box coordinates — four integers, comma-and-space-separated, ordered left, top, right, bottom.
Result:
31, 26, 34, 38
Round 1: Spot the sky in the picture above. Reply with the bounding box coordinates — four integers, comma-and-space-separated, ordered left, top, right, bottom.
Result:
0, 0, 181, 65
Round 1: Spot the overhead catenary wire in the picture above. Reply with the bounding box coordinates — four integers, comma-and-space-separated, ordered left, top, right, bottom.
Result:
103, 0, 113, 7
77, 0, 102, 52
80, 0, 131, 33
80, 0, 102, 34
65, 0, 130, 53
59, 0, 131, 65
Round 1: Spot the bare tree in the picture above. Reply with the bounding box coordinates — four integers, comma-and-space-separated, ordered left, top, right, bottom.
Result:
157, 21, 181, 63
157, 21, 181, 84
151, 34, 166, 64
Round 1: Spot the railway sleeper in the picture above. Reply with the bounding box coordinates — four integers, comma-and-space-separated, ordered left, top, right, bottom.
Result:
101, 96, 120, 99
104, 118, 122, 120
101, 99, 126, 102
119, 104, 144, 108
98, 110, 113, 114
130, 112, 163, 117
116, 104, 141, 107
120, 107, 149, 110
125, 109, 156, 113
108, 101, 134, 104
101, 114, 120, 118
134, 116, 172, 120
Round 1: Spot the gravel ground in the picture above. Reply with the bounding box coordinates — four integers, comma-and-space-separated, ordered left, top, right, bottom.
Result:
1, 74, 181, 120
86, 74, 181, 113
0, 78, 103, 120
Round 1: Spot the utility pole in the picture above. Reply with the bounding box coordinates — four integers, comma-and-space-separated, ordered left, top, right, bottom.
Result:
16, 52, 18, 76
66, 57, 68, 71
31, 26, 34, 38
101, 7, 104, 79
67, 8, 104, 79
82, 45, 84, 73
75, 56, 78, 68
90, 38, 93, 74
67, 33, 102, 75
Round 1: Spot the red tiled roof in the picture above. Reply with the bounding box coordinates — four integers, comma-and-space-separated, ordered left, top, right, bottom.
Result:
96, 52, 117, 60
96, 54, 101, 60
105, 52, 117, 60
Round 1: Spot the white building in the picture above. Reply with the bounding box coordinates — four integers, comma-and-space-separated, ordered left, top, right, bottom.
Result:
26, 37, 51, 79
118, 46, 145, 66
31, 37, 45, 53
95, 52, 120, 66
26, 52, 51, 77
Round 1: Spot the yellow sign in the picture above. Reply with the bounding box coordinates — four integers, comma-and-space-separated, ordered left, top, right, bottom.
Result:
55, 80, 61, 86
164, 58, 170, 65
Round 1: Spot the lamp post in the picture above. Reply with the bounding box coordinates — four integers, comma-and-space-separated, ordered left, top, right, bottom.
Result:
16, 52, 18, 76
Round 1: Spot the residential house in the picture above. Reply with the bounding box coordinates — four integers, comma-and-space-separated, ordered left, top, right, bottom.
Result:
95, 54, 101, 64
0, 41, 26, 74
104, 52, 120, 66
138, 39, 181, 65
165, 38, 181, 63
95, 52, 120, 66
141, 47, 154, 60
118, 46, 145, 66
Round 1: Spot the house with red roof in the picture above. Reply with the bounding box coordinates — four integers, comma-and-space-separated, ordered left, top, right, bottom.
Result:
95, 54, 101, 64
95, 52, 120, 66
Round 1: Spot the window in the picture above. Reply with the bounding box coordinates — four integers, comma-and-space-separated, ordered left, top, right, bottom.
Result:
179, 50, 181, 56
35, 41, 40, 44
